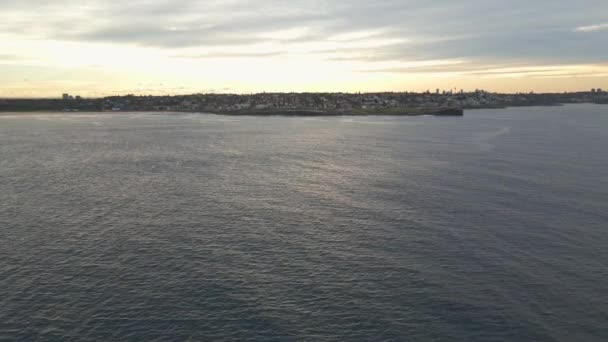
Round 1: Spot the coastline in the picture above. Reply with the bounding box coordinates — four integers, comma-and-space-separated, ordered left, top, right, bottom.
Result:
0, 107, 464, 116
216, 107, 464, 117
1, 91, 606, 115
1, 102, 606, 116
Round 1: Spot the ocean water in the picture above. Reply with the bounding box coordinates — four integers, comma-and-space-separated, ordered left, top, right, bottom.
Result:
1, 104, 607, 341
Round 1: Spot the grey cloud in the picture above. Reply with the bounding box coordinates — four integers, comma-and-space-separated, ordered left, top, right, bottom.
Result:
70, 24, 266, 48
2, 0, 608, 66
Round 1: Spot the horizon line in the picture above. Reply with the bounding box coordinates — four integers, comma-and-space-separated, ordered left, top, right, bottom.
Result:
2, 88, 606, 100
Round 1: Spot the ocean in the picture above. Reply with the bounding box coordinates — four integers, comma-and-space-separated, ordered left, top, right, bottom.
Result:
1, 104, 607, 341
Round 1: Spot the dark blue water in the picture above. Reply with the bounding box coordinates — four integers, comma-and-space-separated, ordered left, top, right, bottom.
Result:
1, 104, 607, 341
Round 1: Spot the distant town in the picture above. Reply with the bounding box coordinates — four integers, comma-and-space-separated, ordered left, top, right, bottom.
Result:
1, 89, 607, 116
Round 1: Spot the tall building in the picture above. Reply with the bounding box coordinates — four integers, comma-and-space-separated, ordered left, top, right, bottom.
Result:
62, 93, 70, 100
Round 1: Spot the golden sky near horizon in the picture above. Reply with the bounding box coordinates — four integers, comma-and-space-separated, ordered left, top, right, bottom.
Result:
1, 1, 608, 97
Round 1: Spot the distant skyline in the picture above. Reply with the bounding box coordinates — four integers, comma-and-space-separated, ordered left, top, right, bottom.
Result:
1, 0, 608, 97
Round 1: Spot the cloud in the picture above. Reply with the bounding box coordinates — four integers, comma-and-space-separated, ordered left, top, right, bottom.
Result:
40, 1, 607, 65
0, 54, 19, 61
576, 23, 608, 32
173, 51, 285, 59
362, 61, 608, 81
2, 0, 608, 96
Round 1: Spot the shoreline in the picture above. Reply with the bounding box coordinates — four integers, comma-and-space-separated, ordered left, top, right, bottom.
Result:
0, 102, 605, 116
216, 107, 464, 117
2, 91, 606, 115
0, 107, 464, 116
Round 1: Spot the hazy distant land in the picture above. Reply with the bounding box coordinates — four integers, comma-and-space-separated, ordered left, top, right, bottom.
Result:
1, 90, 606, 116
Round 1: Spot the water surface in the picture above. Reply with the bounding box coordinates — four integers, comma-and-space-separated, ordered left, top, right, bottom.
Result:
1, 104, 607, 341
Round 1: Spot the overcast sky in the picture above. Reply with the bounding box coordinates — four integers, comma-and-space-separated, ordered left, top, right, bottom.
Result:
1, 0, 607, 97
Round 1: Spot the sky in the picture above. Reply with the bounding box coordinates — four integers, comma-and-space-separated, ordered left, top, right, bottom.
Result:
1, 0, 608, 97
